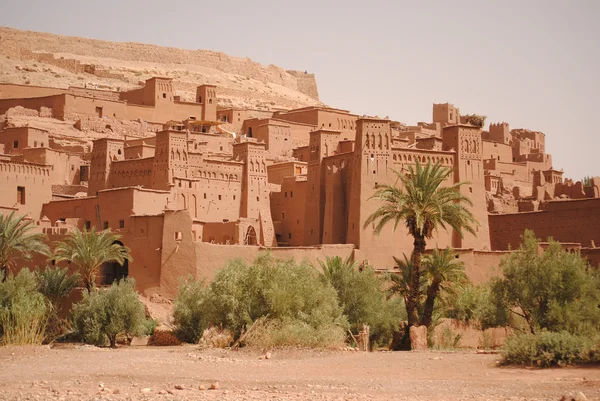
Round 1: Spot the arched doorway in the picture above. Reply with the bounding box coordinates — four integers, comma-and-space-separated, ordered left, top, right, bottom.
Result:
244, 226, 258, 246
100, 241, 129, 285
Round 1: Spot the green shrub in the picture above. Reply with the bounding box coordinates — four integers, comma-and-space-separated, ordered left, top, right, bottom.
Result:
320, 256, 405, 347
71, 278, 149, 347
243, 317, 345, 348
174, 253, 346, 347
491, 230, 600, 335
502, 331, 600, 367
446, 284, 510, 330
173, 278, 209, 343
0, 270, 48, 345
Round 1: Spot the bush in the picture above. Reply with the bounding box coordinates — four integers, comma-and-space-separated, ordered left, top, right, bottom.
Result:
174, 253, 346, 347
502, 331, 600, 367
445, 284, 510, 330
320, 256, 405, 348
243, 317, 345, 348
71, 278, 149, 347
173, 278, 209, 343
0, 270, 48, 345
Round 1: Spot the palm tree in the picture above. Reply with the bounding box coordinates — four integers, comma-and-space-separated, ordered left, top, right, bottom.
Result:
421, 248, 468, 328
364, 161, 478, 326
36, 266, 81, 311
0, 212, 49, 279
52, 227, 132, 291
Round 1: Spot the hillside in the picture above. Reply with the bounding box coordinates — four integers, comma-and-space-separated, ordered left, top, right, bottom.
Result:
0, 27, 321, 110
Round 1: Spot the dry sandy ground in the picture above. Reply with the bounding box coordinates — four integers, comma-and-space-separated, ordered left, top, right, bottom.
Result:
0, 345, 598, 401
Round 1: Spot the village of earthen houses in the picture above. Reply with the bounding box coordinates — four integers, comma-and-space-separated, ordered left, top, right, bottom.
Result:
1, 27, 599, 299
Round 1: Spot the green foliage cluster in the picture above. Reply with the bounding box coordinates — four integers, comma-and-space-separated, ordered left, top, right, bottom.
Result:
462, 114, 487, 128
490, 230, 600, 335
445, 284, 510, 330
503, 331, 600, 367
0, 270, 48, 345
174, 253, 347, 347
71, 278, 148, 347
320, 256, 406, 347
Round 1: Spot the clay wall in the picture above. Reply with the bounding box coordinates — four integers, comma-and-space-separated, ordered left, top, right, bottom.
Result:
188, 132, 233, 154
171, 163, 242, 222
0, 127, 49, 154
489, 198, 600, 250
0, 160, 52, 218
0, 94, 65, 118
109, 157, 154, 189
19, 147, 82, 185
202, 221, 239, 244
292, 146, 310, 162
267, 161, 307, 185
124, 144, 155, 160
0, 83, 66, 99
270, 176, 307, 246
286, 70, 320, 100
482, 140, 512, 164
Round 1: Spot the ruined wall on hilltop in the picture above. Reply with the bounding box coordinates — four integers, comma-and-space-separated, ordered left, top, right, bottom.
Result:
0, 27, 320, 102
287, 70, 319, 100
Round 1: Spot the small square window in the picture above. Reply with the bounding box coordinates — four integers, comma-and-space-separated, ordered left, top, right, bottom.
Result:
189, 182, 192, 188
290, 192, 293, 198
288, 233, 292, 239
119, 220, 125, 228
85, 221, 91, 230
103, 221, 109, 230
282, 212, 285, 219
162, 93, 166, 99
175, 231, 183, 241
13, 140, 18, 149
204, 193, 207, 199
256, 196, 260, 202
218, 195, 222, 200
285, 192, 288, 198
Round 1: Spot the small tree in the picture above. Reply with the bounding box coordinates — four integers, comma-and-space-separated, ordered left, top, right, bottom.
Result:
0, 212, 49, 278
53, 227, 131, 291
462, 114, 487, 128
420, 248, 468, 328
36, 266, 81, 312
491, 230, 600, 335
319, 256, 405, 347
173, 278, 209, 343
0, 269, 48, 345
71, 278, 147, 347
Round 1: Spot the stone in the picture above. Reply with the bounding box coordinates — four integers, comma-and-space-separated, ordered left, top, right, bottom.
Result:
409, 325, 428, 351
198, 385, 207, 390
112, 389, 120, 394
140, 388, 152, 393
130, 336, 150, 346
174, 384, 185, 390
210, 382, 220, 390
265, 352, 272, 360
574, 392, 587, 401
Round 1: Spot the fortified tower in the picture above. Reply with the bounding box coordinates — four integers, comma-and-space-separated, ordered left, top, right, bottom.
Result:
433, 103, 461, 125
233, 140, 275, 246
88, 138, 124, 196
146, 77, 174, 107
488, 122, 511, 145
303, 129, 342, 245
347, 117, 392, 249
152, 130, 188, 190
442, 125, 490, 249
197, 85, 217, 121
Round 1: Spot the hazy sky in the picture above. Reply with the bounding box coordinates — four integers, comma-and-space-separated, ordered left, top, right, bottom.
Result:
1, 1, 599, 179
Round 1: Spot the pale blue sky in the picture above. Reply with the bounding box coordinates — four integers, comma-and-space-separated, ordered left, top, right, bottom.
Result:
1, 0, 599, 179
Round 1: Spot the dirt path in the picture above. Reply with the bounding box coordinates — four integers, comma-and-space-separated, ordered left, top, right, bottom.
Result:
0, 345, 598, 400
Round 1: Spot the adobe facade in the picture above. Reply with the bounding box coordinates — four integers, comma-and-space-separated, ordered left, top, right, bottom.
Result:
1, 79, 599, 298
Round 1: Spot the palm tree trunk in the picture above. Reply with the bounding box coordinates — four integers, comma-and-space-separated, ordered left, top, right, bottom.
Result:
421, 280, 440, 328
407, 234, 426, 326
